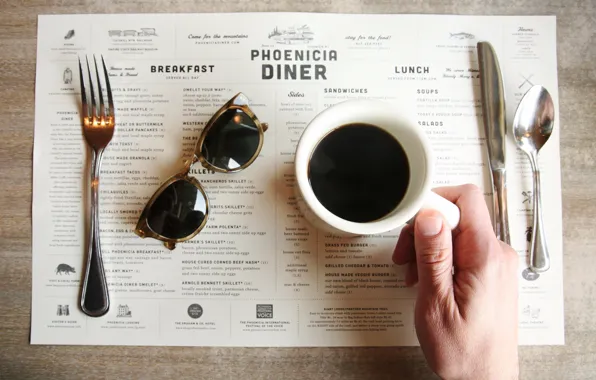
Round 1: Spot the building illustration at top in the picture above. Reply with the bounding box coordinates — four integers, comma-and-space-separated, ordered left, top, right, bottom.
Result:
268, 25, 314, 45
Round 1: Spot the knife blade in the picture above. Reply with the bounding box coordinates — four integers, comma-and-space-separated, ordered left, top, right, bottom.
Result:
477, 41, 510, 245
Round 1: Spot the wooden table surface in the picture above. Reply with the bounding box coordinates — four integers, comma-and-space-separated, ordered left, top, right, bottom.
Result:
1, 1, 594, 379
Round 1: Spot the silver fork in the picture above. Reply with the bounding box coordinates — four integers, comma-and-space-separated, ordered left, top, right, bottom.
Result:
79, 55, 115, 317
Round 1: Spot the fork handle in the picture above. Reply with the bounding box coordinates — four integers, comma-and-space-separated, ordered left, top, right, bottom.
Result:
80, 148, 110, 317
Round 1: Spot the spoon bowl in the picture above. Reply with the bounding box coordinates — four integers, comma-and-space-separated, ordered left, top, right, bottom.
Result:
512, 85, 555, 273
513, 86, 555, 154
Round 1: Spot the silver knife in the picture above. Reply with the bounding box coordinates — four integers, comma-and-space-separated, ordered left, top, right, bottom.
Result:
477, 41, 510, 245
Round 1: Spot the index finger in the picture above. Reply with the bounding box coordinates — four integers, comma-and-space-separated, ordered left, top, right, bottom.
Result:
431, 184, 495, 239
431, 184, 501, 272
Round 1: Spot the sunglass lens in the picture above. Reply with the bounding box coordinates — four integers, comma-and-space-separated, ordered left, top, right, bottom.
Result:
202, 109, 260, 171
146, 179, 207, 239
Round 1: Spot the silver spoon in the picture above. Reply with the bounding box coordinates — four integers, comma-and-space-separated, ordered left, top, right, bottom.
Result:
512, 85, 555, 273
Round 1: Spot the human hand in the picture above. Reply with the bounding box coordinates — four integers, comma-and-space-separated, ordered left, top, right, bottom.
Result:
393, 185, 519, 380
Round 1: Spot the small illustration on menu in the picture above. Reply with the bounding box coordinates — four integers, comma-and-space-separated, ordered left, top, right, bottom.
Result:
523, 304, 541, 319
449, 32, 475, 40
256, 304, 273, 319
519, 74, 535, 90
187, 304, 203, 319
522, 267, 540, 281
268, 25, 314, 45
108, 28, 158, 37
55, 263, 76, 275
525, 226, 533, 243
64, 29, 75, 40
435, 30, 476, 52
63, 68, 73, 84
56, 305, 70, 316
117, 304, 132, 318
522, 191, 533, 204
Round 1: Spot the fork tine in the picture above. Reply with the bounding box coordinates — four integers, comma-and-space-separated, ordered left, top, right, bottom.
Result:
93, 55, 106, 118
101, 55, 115, 118
86, 56, 97, 119
78, 57, 89, 120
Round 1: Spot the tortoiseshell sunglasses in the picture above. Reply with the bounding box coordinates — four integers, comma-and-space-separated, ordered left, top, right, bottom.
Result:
134, 93, 268, 250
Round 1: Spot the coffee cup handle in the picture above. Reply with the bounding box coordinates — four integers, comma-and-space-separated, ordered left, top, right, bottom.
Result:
409, 191, 461, 230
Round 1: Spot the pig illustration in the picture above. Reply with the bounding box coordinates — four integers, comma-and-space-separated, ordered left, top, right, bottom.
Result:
56, 264, 76, 275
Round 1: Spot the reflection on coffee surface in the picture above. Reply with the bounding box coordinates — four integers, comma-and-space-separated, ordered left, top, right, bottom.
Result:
308, 123, 410, 223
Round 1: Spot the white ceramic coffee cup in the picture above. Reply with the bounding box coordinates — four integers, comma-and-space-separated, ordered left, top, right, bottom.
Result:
294, 98, 460, 236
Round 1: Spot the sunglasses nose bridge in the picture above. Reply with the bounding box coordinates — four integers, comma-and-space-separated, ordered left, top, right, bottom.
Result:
193, 154, 210, 170
164, 241, 176, 250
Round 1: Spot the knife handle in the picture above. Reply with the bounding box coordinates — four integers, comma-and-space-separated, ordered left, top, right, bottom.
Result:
493, 170, 510, 245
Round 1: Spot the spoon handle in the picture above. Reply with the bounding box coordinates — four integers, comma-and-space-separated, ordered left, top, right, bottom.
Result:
530, 157, 550, 273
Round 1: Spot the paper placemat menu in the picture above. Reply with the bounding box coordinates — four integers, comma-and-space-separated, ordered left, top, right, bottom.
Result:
32, 12, 563, 346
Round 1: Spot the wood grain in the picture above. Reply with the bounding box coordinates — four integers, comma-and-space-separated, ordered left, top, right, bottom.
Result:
0, 1, 594, 379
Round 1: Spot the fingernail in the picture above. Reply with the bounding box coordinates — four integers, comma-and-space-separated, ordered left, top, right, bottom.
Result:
417, 214, 443, 237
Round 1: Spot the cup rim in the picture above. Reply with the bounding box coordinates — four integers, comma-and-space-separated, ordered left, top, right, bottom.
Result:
295, 98, 434, 235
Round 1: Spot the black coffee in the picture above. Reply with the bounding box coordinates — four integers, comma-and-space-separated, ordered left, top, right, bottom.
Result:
308, 123, 410, 223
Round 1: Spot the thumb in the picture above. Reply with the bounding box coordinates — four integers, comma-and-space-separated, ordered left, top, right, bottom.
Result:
414, 209, 454, 300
